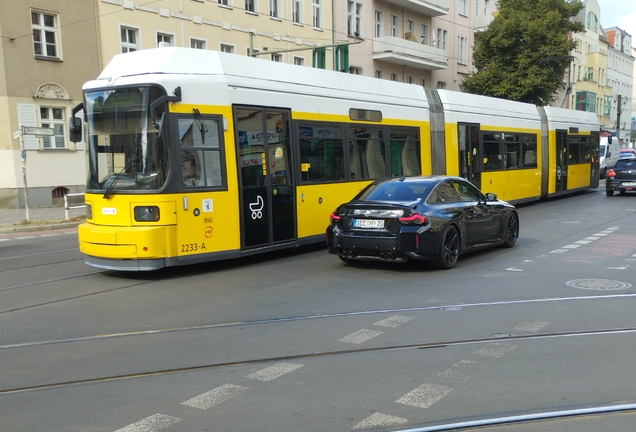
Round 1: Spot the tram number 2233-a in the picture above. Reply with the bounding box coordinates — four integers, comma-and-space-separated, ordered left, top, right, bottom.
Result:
181, 243, 207, 253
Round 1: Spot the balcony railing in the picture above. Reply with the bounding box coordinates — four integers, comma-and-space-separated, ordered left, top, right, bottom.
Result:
382, 0, 448, 17
373, 36, 448, 71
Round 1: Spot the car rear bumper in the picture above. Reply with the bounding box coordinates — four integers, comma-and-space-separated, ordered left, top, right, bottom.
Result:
327, 226, 438, 261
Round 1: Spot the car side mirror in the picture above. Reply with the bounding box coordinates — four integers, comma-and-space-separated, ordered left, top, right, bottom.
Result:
485, 192, 498, 201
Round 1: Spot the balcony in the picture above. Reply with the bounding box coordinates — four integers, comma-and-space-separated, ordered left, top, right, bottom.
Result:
474, 14, 495, 32
382, 0, 448, 17
373, 36, 448, 70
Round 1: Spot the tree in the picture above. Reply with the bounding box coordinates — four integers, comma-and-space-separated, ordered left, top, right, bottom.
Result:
460, 0, 584, 105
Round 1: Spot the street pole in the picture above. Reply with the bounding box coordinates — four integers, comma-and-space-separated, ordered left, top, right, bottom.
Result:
616, 94, 622, 143
17, 128, 30, 222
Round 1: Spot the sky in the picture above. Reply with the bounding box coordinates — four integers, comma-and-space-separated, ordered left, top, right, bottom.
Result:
595, 0, 636, 46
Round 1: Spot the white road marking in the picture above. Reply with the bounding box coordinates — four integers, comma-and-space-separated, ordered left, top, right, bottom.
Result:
396, 383, 453, 409
438, 360, 486, 380
339, 329, 383, 344
475, 343, 516, 358
574, 240, 592, 245
584, 237, 601, 241
114, 414, 181, 432
374, 315, 413, 328
514, 320, 549, 332
506, 267, 523, 272
562, 244, 581, 249
0, 239, 8, 242
181, 384, 249, 410
608, 266, 628, 270
246, 363, 304, 381
550, 249, 570, 254
353, 413, 408, 429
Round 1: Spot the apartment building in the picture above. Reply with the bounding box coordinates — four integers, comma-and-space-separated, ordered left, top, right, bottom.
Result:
95, 0, 334, 71
336, 0, 486, 91
605, 27, 634, 143
0, 0, 100, 208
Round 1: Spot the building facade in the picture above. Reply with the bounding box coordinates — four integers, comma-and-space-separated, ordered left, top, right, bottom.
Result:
605, 27, 634, 144
0, 0, 100, 208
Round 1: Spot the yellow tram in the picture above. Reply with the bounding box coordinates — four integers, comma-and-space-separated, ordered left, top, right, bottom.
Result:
71, 47, 599, 270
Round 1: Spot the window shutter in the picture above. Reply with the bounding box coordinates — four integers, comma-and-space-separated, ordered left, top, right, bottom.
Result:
16, 103, 40, 150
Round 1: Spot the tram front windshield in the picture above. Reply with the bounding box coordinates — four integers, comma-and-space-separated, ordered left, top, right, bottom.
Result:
84, 86, 168, 194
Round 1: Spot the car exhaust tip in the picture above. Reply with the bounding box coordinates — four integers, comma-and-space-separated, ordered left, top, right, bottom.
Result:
347, 250, 354, 258
387, 253, 394, 260
379, 252, 386, 260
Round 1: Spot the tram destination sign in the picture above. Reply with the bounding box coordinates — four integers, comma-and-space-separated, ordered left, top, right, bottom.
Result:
21, 126, 54, 136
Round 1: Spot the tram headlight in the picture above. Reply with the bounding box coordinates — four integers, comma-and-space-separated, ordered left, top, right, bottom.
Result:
86, 204, 93, 220
134, 206, 160, 222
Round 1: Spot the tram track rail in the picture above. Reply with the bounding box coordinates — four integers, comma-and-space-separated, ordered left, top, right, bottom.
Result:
1, 325, 636, 395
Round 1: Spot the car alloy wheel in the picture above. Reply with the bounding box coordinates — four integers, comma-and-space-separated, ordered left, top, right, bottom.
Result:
502, 212, 518, 248
437, 225, 460, 269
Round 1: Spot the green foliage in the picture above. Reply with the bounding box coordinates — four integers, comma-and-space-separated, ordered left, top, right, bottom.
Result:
460, 0, 584, 105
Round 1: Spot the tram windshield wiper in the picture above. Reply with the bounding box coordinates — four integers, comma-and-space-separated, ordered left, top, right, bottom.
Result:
193, 108, 207, 145
103, 157, 139, 199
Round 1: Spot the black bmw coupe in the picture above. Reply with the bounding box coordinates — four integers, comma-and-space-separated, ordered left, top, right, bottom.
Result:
326, 176, 519, 269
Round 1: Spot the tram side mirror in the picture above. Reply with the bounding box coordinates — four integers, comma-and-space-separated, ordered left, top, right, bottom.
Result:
69, 116, 82, 143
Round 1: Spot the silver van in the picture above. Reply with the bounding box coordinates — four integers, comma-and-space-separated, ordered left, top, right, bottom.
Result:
600, 136, 620, 178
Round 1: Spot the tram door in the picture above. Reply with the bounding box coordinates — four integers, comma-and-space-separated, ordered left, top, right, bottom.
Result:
555, 130, 568, 192
235, 107, 296, 250
459, 123, 482, 190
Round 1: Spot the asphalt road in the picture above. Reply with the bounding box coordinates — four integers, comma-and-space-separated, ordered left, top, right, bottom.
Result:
1, 186, 635, 432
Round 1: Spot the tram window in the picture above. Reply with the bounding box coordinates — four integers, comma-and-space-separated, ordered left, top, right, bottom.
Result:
568, 138, 582, 164
179, 117, 224, 188
389, 127, 420, 177
482, 133, 503, 170
350, 127, 385, 179
521, 134, 537, 168
299, 123, 344, 182
580, 137, 591, 162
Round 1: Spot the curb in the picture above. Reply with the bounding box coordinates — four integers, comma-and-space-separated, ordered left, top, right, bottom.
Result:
0, 222, 81, 235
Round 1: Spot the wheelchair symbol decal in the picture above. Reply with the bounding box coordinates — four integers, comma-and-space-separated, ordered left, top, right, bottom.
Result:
249, 195, 264, 220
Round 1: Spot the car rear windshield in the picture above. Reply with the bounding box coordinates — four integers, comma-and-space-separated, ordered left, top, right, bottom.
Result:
357, 182, 433, 202
615, 159, 636, 169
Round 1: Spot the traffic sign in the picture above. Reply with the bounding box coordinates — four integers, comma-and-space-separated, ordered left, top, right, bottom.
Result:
22, 126, 54, 136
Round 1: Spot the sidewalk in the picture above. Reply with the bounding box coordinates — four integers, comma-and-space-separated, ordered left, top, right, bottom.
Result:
0, 206, 86, 234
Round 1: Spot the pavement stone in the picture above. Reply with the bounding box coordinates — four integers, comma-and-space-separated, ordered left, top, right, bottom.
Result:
0, 206, 86, 234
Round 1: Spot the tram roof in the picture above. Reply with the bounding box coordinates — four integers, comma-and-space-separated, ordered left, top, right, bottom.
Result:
92, 47, 429, 108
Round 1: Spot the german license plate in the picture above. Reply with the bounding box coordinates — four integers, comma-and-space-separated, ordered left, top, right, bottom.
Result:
621, 182, 636, 187
353, 219, 385, 229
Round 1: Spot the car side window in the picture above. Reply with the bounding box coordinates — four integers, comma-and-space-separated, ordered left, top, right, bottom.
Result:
429, 182, 461, 203
454, 180, 483, 202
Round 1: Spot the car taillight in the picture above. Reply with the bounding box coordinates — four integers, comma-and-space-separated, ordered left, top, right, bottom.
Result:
398, 214, 428, 225
330, 212, 341, 223
607, 169, 616, 178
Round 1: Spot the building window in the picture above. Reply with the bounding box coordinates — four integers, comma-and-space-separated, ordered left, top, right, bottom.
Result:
576, 91, 597, 113
220, 44, 234, 53
437, 81, 447, 89
458, 0, 468, 16
40, 107, 65, 149
458, 36, 467, 65
422, 78, 428, 88
247, 47, 260, 57
191, 39, 206, 49
421, 24, 428, 45
391, 72, 398, 81
349, 66, 362, 75
390, 15, 398, 37
270, 0, 280, 17
313, 0, 322, 28
407, 75, 415, 84
475, 0, 479, 15
436, 29, 447, 50
375, 11, 383, 38
271, 54, 282, 62
586, 11, 598, 32
484, 0, 490, 15
292, 0, 302, 23
586, 67, 594, 81
31, 11, 59, 59
348, 2, 363, 36
245, 0, 256, 12
407, 20, 415, 33
157, 33, 172, 47
120, 26, 139, 53
294, 56, 304, 66
375, 70, 383, 79
218, 0, 230, 5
